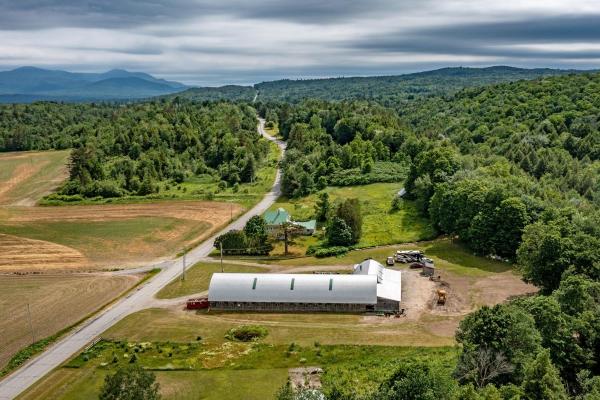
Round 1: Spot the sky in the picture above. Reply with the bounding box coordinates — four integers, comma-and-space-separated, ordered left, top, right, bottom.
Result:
1, 0, 600, 86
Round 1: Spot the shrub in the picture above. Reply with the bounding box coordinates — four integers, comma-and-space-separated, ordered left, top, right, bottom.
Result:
225, 325, 269, 342
314, 246, 349, 258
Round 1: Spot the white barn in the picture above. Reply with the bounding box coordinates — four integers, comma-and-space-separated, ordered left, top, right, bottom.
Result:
208, 259, 401, 312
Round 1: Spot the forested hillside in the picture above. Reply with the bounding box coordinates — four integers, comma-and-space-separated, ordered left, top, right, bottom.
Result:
163, 66, 584, 104
0, 101, 270, 199
255, 66, 583, 104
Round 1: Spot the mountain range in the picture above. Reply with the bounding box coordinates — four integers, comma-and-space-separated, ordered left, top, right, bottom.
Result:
0, 65, 595, 104
0, 67, 187, 102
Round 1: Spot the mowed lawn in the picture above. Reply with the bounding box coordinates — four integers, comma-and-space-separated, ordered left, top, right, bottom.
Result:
0, 273, 140, 370
157, 262, 269, 299
269, 183, 436, 249
0, 150, 69, 205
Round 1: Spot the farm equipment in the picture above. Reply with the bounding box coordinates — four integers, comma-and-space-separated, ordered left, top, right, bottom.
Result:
186, 297, 209, 310
436, 289, 447, 305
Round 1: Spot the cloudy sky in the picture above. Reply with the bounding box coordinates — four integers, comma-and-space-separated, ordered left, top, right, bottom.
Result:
1, 0, 600, 86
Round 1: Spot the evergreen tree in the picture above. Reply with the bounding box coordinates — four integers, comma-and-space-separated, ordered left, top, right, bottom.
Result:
521, 350, 568, 400
314, 192, 330, 222
327, 217, 353, 246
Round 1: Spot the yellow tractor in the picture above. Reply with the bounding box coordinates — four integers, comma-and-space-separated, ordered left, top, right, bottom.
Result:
436, 289, 447, 305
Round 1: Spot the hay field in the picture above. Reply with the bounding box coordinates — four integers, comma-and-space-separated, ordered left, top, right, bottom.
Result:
0, 201, 243, 272
0, 150, 69, 206
0, 273, 140, 369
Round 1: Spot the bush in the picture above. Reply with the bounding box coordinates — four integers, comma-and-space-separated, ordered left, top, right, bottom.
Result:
314, 246, 349, 258
225, 325, 269, 342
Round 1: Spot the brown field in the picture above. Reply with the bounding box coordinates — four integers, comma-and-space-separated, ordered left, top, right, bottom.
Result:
0, 150, 69, 206
0, 201, 243, 272
0, 273, 140, 369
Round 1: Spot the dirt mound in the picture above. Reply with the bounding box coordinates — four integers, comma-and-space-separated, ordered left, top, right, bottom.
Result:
0, 234, 88, 271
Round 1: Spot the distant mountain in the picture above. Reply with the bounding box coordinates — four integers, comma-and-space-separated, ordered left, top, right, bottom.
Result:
0, 67, 187, 102
157, 66, 593, 104
252, 66, 594, 104
163, 85, 257, 102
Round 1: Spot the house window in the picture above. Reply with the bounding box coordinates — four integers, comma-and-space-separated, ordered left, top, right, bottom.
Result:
290, 278, 295, 290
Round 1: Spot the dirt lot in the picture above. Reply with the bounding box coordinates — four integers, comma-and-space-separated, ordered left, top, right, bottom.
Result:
0, 273, 140, 369
0, 201, 243, 272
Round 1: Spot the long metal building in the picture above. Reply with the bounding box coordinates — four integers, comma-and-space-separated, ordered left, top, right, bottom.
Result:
208, 259, 401, 312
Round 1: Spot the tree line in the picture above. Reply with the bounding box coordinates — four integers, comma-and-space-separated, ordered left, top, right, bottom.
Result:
0, 100, 270, 199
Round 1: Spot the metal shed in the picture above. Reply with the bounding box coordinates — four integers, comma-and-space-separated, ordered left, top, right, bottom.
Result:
209, 273, 378, 312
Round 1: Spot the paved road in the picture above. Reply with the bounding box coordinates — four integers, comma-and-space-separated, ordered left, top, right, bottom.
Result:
0, 118, 285, 400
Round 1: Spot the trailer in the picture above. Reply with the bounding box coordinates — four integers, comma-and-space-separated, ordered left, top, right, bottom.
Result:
395, 250, 424, 263
186, 297, 209, 310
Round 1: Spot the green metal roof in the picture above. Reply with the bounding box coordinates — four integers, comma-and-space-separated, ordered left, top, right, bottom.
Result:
294, 220, 317, 231
263, 207, 290, 225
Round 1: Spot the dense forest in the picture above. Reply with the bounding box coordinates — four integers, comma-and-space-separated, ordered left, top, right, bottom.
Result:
263, 72, 600, 399
0, 100, 270, 198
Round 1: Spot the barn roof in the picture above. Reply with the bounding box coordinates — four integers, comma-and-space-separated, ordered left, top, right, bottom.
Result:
353, 259, 402, 302
208, 273, 377, 304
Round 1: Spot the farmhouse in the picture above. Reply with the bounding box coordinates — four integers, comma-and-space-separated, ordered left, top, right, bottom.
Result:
263, 207, 316, 236
208, 259, 401, 312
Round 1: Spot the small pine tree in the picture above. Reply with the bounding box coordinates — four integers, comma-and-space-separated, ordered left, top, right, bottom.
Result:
314, 192, 330, 222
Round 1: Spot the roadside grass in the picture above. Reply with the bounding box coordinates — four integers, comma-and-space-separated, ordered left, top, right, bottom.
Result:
0, 150, 69, 205
156, 262, 269, 299
268, 183, 436, 250
19, 336, 455, 400
0, 217, 210, 266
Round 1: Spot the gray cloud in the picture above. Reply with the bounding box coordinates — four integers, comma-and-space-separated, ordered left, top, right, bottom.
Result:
0, 0, 414, 30
348, 14, 600, 59
0, 1, 599, 85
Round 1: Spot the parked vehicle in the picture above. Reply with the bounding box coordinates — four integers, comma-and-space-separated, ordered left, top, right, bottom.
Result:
386, 256, 395, 266
186, 297, 209, 310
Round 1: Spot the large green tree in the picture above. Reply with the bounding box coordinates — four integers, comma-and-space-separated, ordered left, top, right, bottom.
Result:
99, 365, 161, 400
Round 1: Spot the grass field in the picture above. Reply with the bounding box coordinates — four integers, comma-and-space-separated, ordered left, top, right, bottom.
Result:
0, 273, 140, 369
0, 202, 242, 272
268, 183, 435, 249
157, 262, 269, 299
0, 150, 69, 206
18, 335, 456, 400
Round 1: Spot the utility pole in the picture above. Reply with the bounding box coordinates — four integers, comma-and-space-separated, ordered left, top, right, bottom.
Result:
181, 250, 186, 281
220, 241, 224, 273
26, 303, 35, 344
